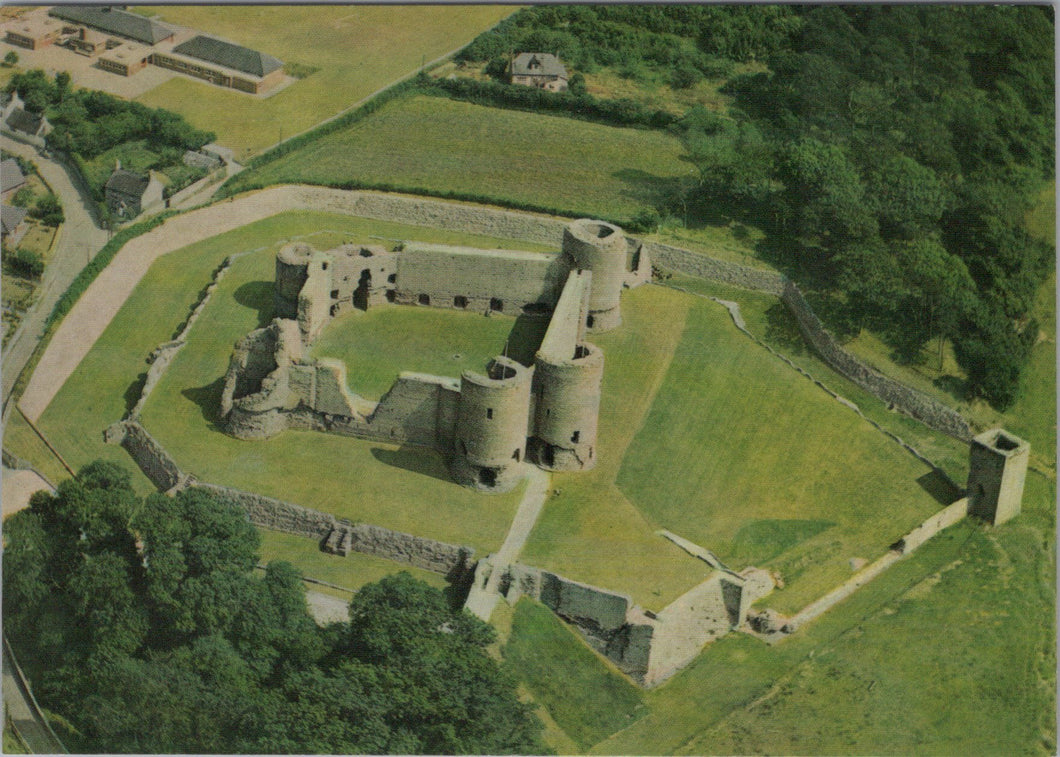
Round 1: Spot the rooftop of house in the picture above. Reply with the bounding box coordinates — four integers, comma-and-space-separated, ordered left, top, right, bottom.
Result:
1, 204, 28, 235
6, 108, 47, 136
510, 52, 567, 79
105, 168, 152, 198
49, 5, 178, 46
1, 159, 26, 194
172, 34, 283, 78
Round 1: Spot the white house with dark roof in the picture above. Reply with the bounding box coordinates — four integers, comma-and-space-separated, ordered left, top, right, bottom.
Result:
509, 52, 569, 92
104, 166, 164, 219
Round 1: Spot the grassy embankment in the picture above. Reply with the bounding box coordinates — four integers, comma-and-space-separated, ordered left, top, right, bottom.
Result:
229, 94, 697, 222
133, 5, 517, 159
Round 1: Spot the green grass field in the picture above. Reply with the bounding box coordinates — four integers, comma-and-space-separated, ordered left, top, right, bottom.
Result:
616, 295, 944, 612
503, 599, 647, 751
134, 6, 516, 158
234, 94, 696, 221
310, 307, 515, 400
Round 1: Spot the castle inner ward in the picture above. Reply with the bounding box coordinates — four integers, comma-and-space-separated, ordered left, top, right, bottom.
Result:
219, 219, 651, 492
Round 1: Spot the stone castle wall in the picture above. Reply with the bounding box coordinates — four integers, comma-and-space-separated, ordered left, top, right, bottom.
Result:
896, 497, 969, 554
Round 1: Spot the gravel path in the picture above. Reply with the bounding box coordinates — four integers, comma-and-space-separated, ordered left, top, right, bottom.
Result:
305, 589, 350, 625
1, 467, 53, 519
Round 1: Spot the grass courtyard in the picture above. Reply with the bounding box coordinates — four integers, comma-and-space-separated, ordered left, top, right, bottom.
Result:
134, 5, 517, 158
233, 94, 696, 222
310, 307, 516, 400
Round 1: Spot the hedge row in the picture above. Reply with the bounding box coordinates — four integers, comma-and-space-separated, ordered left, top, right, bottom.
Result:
223, 177, 657, 233
237, 78, 422, 173
44, 211, 177, 331
420, 76, 678, 130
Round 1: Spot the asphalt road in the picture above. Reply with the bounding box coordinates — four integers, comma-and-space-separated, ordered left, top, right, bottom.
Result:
2, 138, 110, 404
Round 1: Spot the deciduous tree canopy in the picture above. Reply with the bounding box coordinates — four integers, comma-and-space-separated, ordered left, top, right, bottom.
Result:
4, 461, 546, 754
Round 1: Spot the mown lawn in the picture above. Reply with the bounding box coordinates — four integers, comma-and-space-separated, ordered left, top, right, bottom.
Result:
238, 95, 696, 222
134, 5, 517, 158
310, 307, 515, 400
616, 294, 943, 613
503, 599, 647, 752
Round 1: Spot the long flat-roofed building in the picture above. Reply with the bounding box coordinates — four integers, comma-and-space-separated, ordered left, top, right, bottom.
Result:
49, 5, 177, 45
152, 34, 284, 94
5, 13, 62, 49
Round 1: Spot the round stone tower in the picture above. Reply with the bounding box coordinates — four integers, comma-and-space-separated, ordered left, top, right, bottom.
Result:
529, 342, 603, 471
450, 356, 533, 493
275, 243, 315, 318
562, 219, 628, 332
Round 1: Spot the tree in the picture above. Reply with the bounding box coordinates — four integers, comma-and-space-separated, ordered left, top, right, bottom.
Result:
3, 50, 18, 67
31, 193, 64, 226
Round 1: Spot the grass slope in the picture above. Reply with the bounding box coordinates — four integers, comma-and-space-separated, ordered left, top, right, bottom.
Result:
615, 295, 942, 612
520, 285, 713, 612
503, 599, 647, 751
594, 472, 1055, 755
239, 95, 696, 221
134, 5, 516, 158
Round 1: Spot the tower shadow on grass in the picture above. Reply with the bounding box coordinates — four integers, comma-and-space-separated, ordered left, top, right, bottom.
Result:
916, 469, 963, 505
233, 281, 276, 328
371, 446, 454, 484
182, 377, 227, 429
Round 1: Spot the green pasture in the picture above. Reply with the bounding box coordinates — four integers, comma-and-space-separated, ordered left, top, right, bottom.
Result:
258, 529, 447, 601
503, 599, 647, 752
310, 307, 515, 400
617, 295, 943, 612
134, 5, 517, 159
32, 210, 566, 555
236, 95, 696, 221
593, 470, 1055, 755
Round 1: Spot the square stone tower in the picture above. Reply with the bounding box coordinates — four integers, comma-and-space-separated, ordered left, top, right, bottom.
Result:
966, 429, 1030, 526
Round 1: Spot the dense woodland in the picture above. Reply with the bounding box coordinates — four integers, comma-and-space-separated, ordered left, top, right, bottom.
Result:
3, 462, 546, 754
462, 5, 1054, 408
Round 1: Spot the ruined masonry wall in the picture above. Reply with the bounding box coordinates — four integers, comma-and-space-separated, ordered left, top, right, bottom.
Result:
779, 282, 972, 441
118, 421, 186, 492
897, 497, 969, 554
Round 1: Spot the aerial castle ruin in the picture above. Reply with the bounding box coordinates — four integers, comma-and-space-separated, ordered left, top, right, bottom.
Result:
219, 219, 650, 491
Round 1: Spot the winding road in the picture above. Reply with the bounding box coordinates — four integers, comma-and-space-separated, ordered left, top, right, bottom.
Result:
1, 139, 110, 404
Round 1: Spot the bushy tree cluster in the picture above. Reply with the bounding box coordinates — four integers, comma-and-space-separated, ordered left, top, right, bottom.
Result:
6, 70, 214, 159
457, 6, 800, 84
4, 461, 546, 754
682, 5, 1053, 408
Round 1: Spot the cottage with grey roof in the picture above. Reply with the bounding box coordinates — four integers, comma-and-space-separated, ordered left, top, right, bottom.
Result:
509, 52, 569, 92
1, 159, 27, 199
1, 204, 29, 246
105, 166, 164, 220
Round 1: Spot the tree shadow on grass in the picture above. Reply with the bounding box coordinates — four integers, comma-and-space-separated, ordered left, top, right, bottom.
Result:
371, 445, 454, 485
181, 377, 227, 429
611, 168, 687, 213
233, 281, 275, 329
916, 469, 963, 506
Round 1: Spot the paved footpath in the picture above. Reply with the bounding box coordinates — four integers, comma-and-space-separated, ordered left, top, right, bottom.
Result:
2, 139, 110, 404
465, 465, 550, 621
